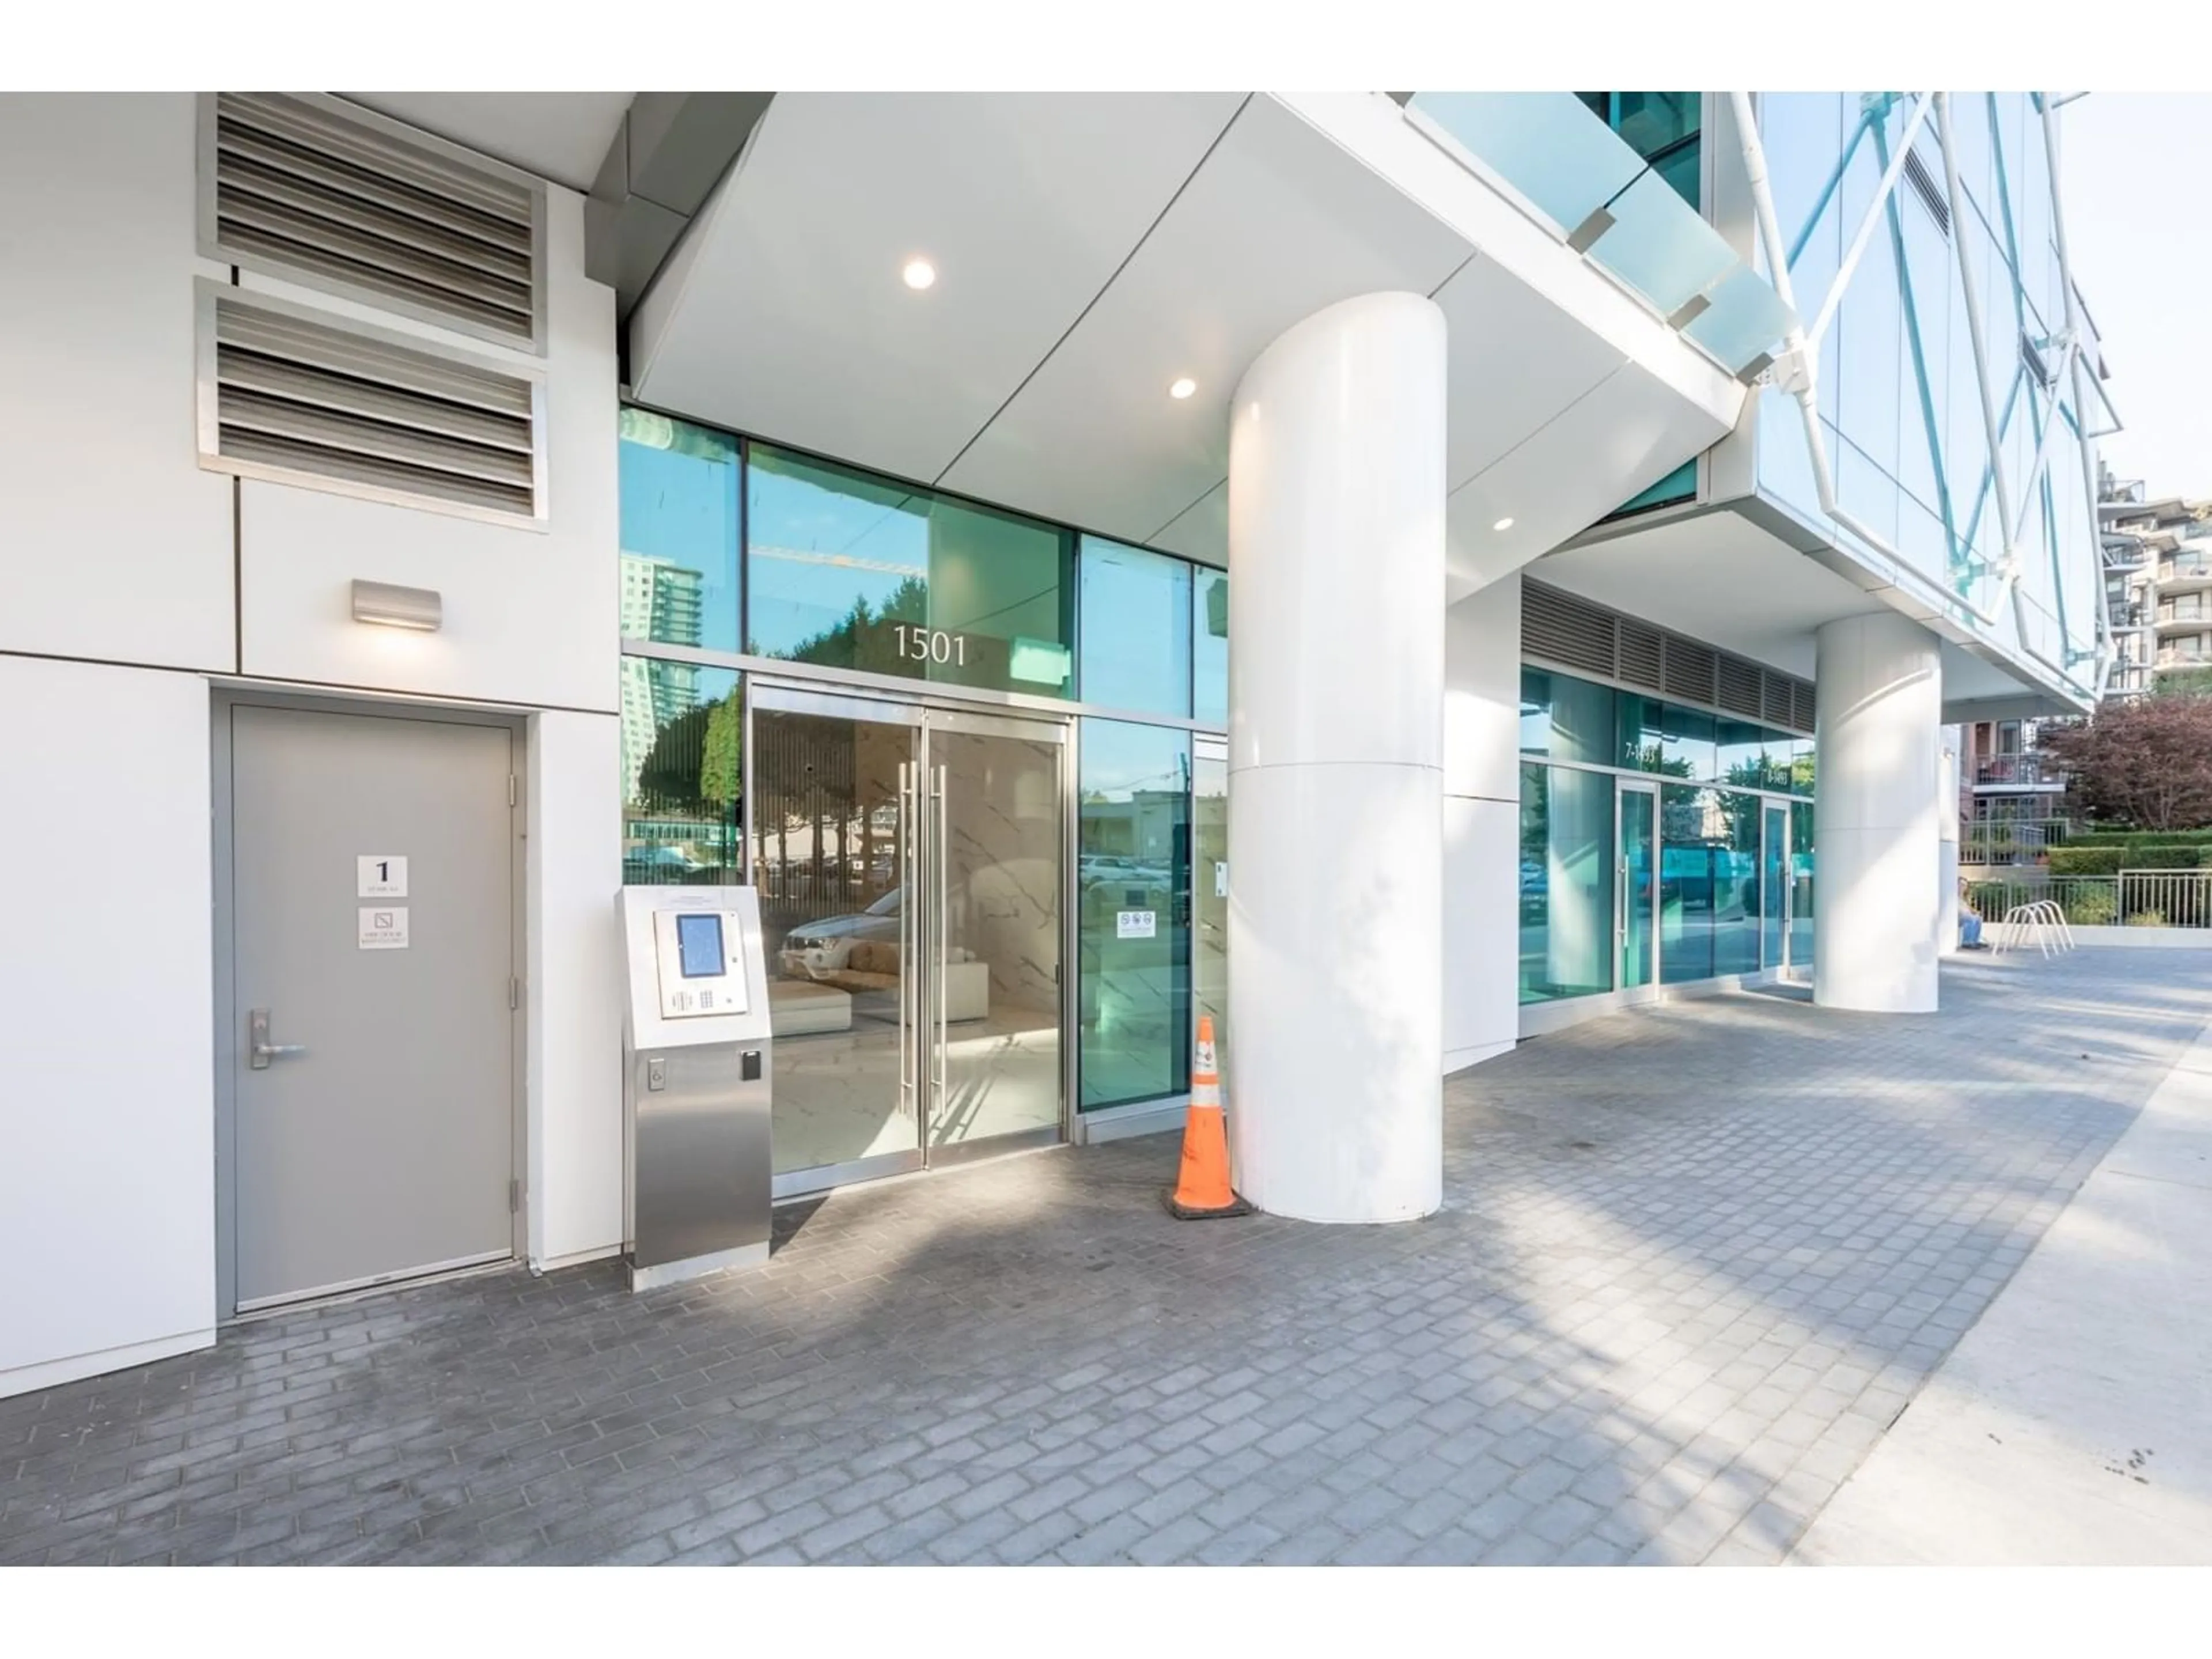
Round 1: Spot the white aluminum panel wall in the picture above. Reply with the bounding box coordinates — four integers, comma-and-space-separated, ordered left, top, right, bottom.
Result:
1444, 575, 1522, 1071
0, 658, 216, 1397
236, 190, 619, 714
0, 94, 236, 672
527, 710, 626, 1266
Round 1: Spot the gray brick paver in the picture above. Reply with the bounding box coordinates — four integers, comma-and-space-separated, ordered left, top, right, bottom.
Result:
1, 953, 2190, 1567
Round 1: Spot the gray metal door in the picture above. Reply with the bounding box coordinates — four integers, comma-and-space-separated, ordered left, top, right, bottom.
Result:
230, 705, 516, 1310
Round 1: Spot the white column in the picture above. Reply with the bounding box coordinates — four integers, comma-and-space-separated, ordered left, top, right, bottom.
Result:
1444, 577, 1520, 1074
1937, 729, 1961, 957
1226, 291, 1446, 1224
1814, 613, 1942, 1012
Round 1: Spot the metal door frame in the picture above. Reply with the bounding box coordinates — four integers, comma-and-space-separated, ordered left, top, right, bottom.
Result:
745, 677, 1073, 1199
1760, 800, 1793, 973
211, 687, 527, 1323
1615, 778, 1662, 1001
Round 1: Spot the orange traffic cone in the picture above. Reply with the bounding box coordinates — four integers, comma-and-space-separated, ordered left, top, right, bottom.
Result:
1166, 1015, 1252, 1219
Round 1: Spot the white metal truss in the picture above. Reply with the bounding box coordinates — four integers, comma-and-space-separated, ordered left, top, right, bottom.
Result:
1730, 91, 2122, 694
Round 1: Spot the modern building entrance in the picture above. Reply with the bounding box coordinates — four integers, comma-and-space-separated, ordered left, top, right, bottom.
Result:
748, 684, 1067, 1196
224, 703, 518, 1313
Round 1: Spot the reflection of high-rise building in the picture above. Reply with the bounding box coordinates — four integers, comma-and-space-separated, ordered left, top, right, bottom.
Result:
619, 555, 706, 798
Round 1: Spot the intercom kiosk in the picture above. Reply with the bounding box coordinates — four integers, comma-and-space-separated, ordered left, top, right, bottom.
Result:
618, 886, 773, 1290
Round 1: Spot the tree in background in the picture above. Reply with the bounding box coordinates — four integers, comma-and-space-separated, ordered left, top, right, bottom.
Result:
2039, 696, 2212, 830
2153, 666, 2212, 700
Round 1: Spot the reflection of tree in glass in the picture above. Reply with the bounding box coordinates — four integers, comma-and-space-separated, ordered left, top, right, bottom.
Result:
1637, 743, 1694, 778
781, 575, 929, 675
638, 690, 743, 812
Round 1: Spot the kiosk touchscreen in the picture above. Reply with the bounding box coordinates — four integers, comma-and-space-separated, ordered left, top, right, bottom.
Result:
618, 887, 773, 1290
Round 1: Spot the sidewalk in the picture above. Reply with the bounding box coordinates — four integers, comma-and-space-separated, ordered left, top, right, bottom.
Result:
1793, 1009, 2212, 1565
3, 950, 2205, 1565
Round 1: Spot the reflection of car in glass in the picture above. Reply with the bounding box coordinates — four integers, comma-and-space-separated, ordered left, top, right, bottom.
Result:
623, 845, 703, 882
779, 887, 904, 976
1518, 859, 1547, 919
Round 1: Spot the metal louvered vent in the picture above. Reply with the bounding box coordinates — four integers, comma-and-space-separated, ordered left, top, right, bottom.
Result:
202, 93, 546, 353
1521, 582, 1616, 677
1520, 580, 1816, 736
1902, 146, 1951, 236
1618, 622, 1665, 692
1662, 638, 1717, 703
1717, 657, 1764, 719
197, 283, 546, 525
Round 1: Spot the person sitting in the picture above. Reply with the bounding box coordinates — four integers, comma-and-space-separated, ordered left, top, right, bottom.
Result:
1958, 879, 1987, 950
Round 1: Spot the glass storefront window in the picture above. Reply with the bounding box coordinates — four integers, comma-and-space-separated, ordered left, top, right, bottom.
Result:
1715, 719, 1770, 790
1521, 668, 1619, 766
618, 410, 740, 653
746, 444, 1074, 696
1661, 705, 1716, 780
1791, 798, 1817, 971
1080, 539, 1190, 715
1518, 762, 1616, 1003
621, 663, 742, 884
1077, 721, 1191, 1109
1658, 785, 1760, 983
1617, 691, 1666, 774
1193, 567, 1229, 727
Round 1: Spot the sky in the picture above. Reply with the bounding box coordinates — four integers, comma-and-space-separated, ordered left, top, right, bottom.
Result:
2061, 94, 2212, 501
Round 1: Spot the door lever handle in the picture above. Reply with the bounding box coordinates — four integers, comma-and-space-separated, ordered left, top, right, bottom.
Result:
248, 1008, 307, 1070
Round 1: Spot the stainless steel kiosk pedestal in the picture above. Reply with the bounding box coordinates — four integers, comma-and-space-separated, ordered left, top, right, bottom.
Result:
618, 886, 773, 1290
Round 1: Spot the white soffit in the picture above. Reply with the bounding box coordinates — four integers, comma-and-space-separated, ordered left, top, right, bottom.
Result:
1532, 504, 1889, 675
629, 92, 1246, 487
1446, 360, 1728, 597
938, 94, 1470, 544
1432, 255, 1625, 487
340, 93, 634, 192
1150, 480, 1227, 567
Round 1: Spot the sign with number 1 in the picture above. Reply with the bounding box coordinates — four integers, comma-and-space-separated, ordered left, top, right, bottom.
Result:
358, 855, 408, 898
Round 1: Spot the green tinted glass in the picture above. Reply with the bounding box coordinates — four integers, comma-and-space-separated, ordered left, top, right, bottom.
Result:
747, 445, 1073, 696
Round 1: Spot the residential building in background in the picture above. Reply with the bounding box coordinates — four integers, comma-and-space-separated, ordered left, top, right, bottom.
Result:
2100, 468, 2212, 699
1957, 714, 2071, 862
0, 90, 2112, 1400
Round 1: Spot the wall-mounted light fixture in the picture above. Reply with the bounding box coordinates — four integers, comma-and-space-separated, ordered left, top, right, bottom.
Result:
351, 579, 442, 631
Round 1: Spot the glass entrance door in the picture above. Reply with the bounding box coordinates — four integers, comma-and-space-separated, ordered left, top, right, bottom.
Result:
924, 711, 1066, 1158
749, 685, 1066, 1194
1618, 782, 1658, 993
1761, 802, 1790, 971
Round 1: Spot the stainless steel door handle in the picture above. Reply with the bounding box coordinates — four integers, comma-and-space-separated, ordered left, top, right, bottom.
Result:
897, 762, 915, 1118
934, 764, 949, 1107
248, 1008, 306, 1069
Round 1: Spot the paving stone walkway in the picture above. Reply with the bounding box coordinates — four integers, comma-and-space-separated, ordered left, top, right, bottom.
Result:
4, 950, 2206, 1566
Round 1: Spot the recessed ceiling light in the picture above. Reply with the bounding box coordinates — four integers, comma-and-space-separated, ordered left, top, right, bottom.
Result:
902, 258, 937, 291
1493, 516, 1516, 532
1169, 377, 1198, 400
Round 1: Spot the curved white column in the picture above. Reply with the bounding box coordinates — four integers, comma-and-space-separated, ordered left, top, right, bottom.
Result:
1225, 292, 1446, 1223
1937, 731, 1961, 958
1814, 613, 1942, 1012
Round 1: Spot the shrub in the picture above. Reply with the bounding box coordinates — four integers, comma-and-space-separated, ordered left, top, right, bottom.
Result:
2062, 887, 2118, 925
2048, 847, 2127, 875
2126, 910, 2167, 928
2063, 828, 2212, 851
2048, 844, 2212, 875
